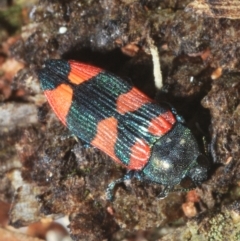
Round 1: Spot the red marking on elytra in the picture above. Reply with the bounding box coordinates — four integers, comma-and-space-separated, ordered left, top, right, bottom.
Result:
44, 84, 73, 125
91, 117, 123, 166
161, 111, 176, 125
128, 139, 150, 170
116, 87, 152, 114
148, 111, 176, 136
68, 60, 102, 85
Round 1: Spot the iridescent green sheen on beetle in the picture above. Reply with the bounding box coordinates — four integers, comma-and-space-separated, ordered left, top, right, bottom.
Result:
38, 59, 209, 201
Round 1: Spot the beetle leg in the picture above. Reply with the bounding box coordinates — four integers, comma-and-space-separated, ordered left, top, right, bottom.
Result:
156, 100, 186, 123
167, 105, 185, 123
132, 171, 144, 181
157, 185, 173, 199
158, 186, 196, 199
106, 171, 135, 201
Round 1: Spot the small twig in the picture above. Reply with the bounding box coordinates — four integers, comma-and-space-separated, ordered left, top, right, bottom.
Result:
147, 36, 163, 89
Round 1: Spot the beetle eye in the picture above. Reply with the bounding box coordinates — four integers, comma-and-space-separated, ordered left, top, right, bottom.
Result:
196, 154, 209, 168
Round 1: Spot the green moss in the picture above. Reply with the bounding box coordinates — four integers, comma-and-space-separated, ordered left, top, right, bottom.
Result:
0, 5, 22, 37
197, 210, 240, 241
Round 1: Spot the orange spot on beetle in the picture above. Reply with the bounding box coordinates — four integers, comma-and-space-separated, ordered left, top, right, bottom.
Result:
116, 87, 152, 114
148, 111, 176, 136
128, 139, 150, 170
68, 60, 102, 85
44, 84, 73, 125
91, 117, 123, 166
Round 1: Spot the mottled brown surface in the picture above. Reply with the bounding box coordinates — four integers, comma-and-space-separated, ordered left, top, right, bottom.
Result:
186, 0, 240, 19
1, 0, 240, 240
0, 228, 44, 241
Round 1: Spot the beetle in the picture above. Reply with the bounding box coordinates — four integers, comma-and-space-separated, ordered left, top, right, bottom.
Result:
38, 59, 209, 201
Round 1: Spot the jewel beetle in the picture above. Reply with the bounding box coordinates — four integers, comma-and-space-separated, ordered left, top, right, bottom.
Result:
38, 59, 209, 201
